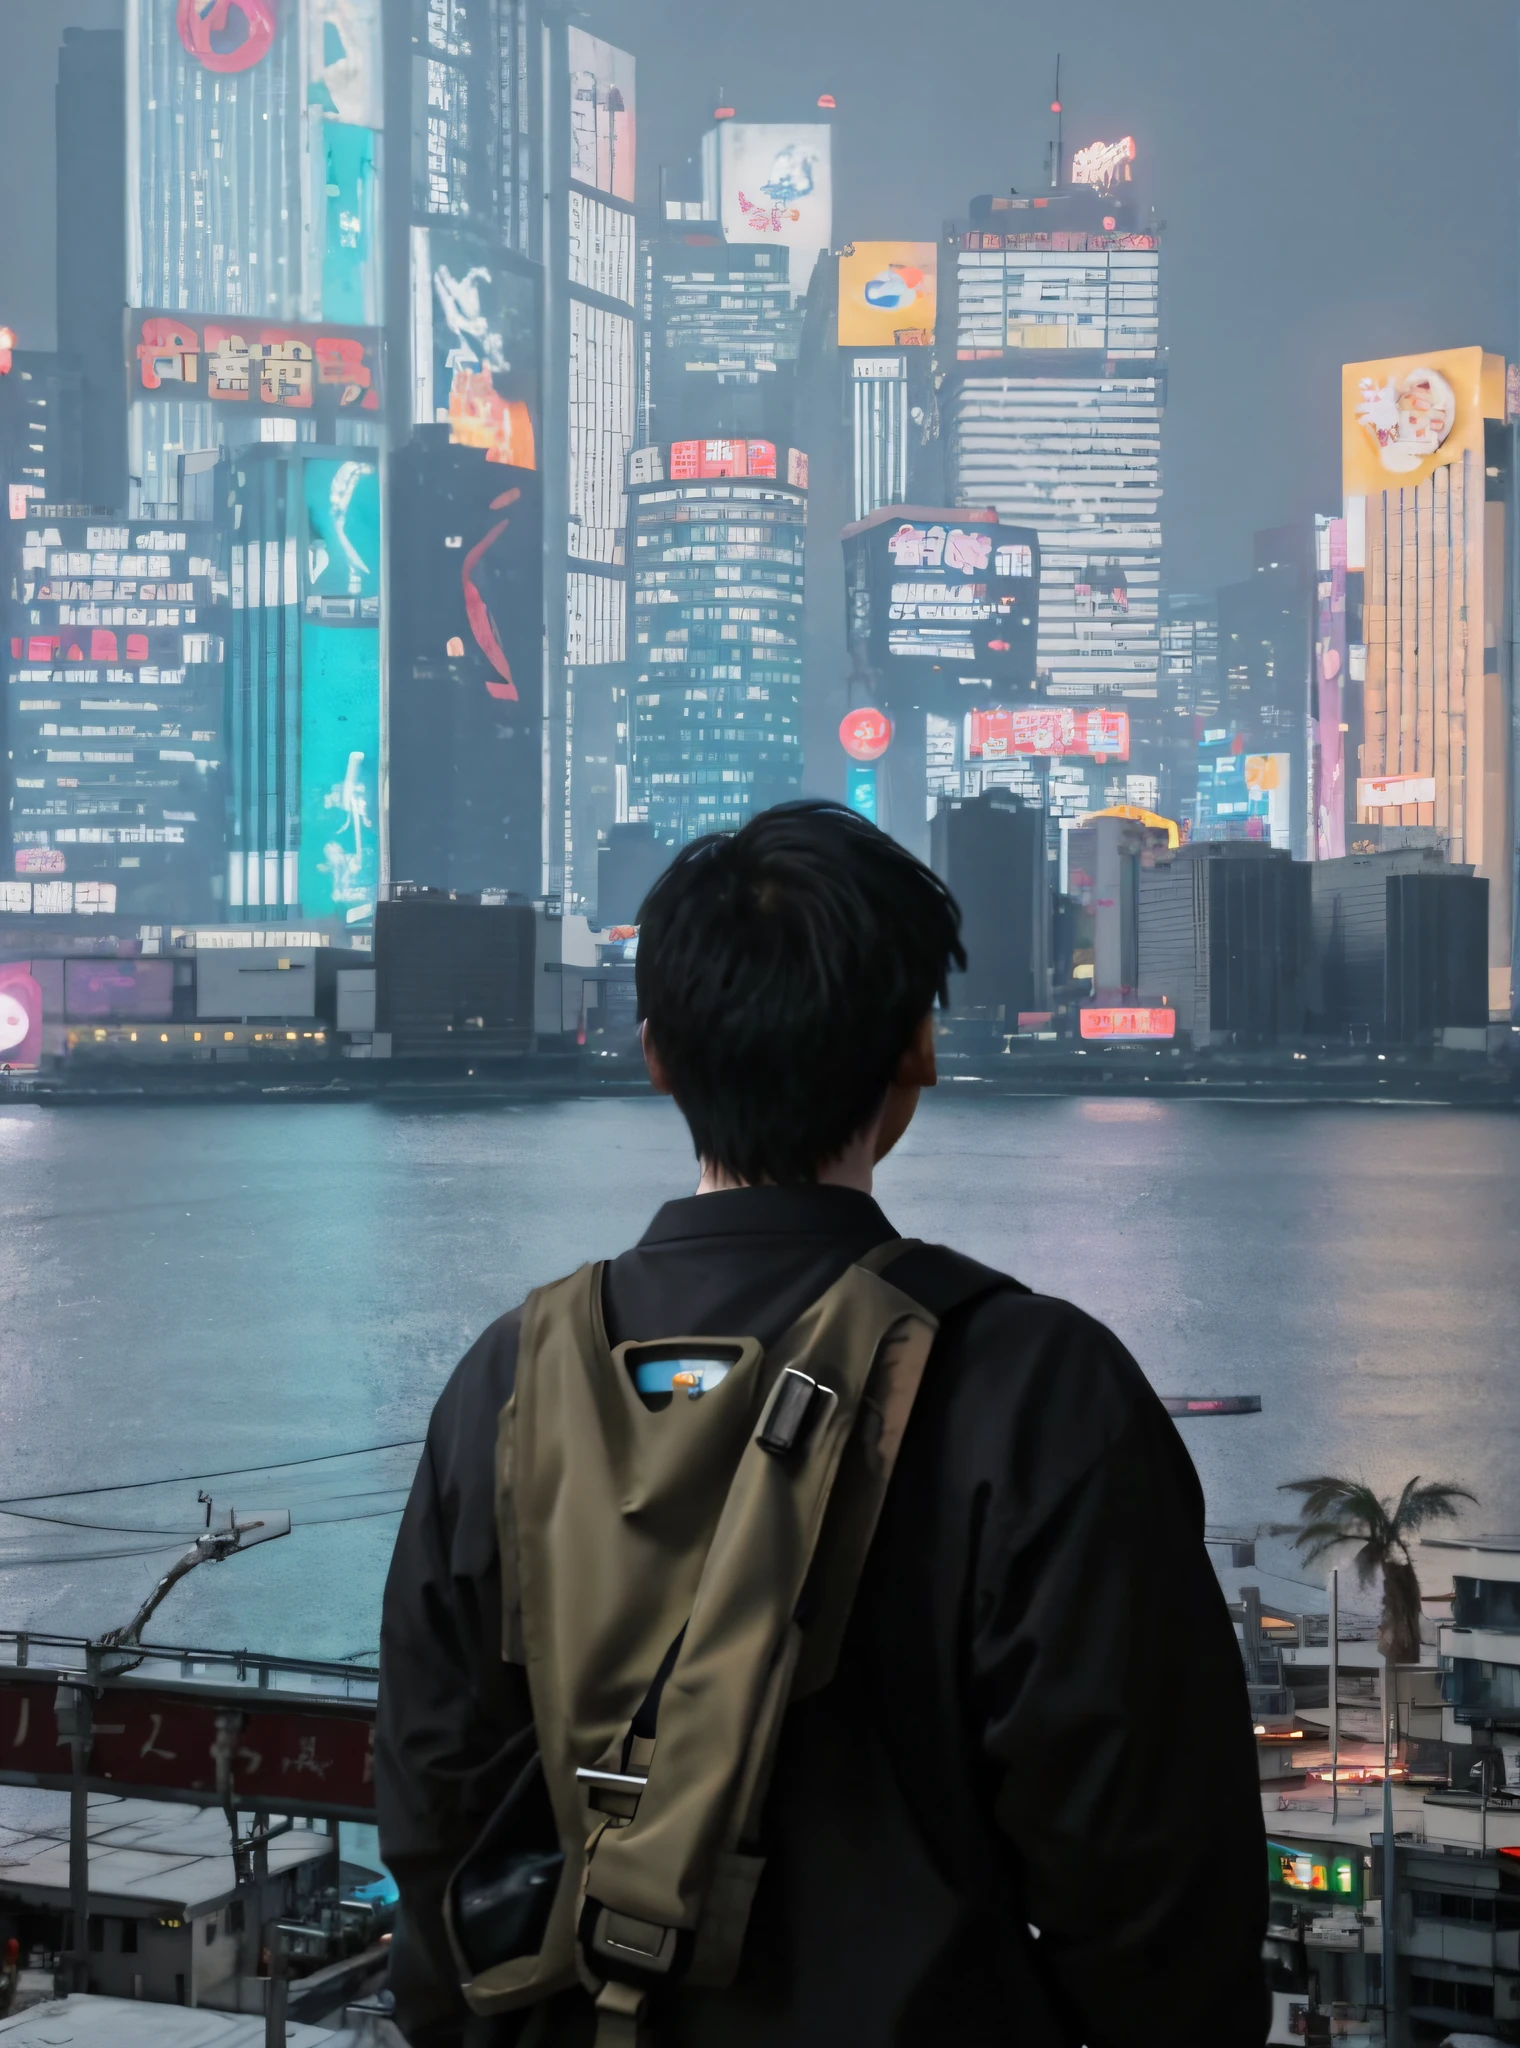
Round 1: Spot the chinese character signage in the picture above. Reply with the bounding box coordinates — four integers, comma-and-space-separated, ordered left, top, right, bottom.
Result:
669, 439, 778, 481
133, 314, 383, 421
1080, 1007, 1175, 1040
968, 706, 1130, 762
844, 510, 1040, 698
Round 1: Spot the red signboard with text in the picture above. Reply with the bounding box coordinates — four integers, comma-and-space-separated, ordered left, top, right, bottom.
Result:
969, 706, 1130, 762
1080, 1007, 1176, 1041
133, 314, 382, 422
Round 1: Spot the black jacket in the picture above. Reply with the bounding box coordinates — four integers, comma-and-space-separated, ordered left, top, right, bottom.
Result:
377, 1185, 1268, 2047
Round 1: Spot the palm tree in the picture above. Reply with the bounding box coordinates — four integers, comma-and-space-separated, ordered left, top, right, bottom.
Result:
1276, 1475, 1476, 1762
1276, 1477, 1474, 2037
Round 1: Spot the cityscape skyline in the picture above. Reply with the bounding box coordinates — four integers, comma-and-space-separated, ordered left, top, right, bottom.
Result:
3, 0, 1517, 594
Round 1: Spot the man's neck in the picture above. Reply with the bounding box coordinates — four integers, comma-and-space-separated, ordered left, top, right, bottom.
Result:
695, 1142, 875, 1198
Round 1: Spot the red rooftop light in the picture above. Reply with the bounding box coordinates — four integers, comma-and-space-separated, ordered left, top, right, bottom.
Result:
817, 93, 836, 109
714, 105, 735, 121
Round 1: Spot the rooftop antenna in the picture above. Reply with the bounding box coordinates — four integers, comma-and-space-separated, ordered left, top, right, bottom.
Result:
1047, 55, 1063, 191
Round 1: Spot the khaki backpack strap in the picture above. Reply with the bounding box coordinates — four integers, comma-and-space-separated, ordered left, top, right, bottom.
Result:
578, 1262, 937, 1957
593, 1981, 648, 2047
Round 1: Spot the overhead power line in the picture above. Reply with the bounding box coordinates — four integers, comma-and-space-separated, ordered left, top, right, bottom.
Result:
0, 1438, 425, 1510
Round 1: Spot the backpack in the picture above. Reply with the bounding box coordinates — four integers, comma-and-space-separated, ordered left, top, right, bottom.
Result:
444, 1240, 1016, 2047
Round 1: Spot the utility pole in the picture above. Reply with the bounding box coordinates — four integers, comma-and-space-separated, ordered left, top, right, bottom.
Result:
1329, 1568, 1339, 1826
56, 1682, 92, 1993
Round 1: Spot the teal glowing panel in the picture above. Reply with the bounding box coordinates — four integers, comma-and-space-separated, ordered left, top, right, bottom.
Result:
299, 621, 380, 926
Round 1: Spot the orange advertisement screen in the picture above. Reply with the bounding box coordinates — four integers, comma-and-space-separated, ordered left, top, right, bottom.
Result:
838, 242, 938, 348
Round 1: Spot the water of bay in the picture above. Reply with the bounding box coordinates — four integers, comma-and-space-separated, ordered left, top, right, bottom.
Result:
1, 1091, 1516, 1658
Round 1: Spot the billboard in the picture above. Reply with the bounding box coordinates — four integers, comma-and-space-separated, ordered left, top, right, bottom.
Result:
412, 229, 539, 468
968, 706, 1129, 762
568, 29, 635, 202
1359, 774, 1437, 811
1342, 346, 1496, 494
307, 0, 382, 127
671, 439, 778, 481
387, 443, 543, 899
1312, 515, 1347, 861
63, 959, 175, 1023
838, 242, 937, 348
708, 123, 832, 287
1244, 753, 1292, 851
844, 511, 1041, 697
133, 315, 382, 420
839, 708, 893, 762
1080, 1006, 1176, 1041
298, 622, 380, 924
0, 966, 43, 1070
304, 456, 381, 617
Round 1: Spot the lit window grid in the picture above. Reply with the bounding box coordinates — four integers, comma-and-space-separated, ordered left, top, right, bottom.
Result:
628, 484, 806, 842
569, 192, 636, 306
568, 299, 635, 565
952, 376, 1163, 695
853, 373, 908, 522
567, 570, 627, 667
955, 249, 1158, 360
128, 0, 303, 318
7, 520, 227, 898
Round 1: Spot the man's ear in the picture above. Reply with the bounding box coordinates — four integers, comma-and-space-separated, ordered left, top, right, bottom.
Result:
896, 1011, 938, 1091
640, 1020, 676, 1098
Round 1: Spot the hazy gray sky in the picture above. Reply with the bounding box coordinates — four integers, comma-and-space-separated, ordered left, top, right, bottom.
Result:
4, 0, 1515, 590
615, 0, 1519, 588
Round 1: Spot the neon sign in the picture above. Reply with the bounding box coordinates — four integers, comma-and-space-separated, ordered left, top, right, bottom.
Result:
1071, 137, 1136, 195
177, 0, 276, 74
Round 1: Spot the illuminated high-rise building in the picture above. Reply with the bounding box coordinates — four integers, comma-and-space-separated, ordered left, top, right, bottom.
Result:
386, 0, 544, 903
1341, 347, 1512, 1013
124, 0, 387, 928
944, 152, 1163, 835
546, 24, 637, 910
624, 438, 807, 846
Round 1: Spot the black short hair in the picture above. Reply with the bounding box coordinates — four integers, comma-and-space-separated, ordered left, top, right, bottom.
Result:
635, 801, 965, 1185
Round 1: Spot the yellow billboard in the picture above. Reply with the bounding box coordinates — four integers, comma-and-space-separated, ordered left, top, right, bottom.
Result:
838, 241, 937, 348
1342, 346, 1503, 495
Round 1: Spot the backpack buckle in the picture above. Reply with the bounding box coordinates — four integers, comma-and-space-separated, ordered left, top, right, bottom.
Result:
757, 1368, 836, 1458
577, 1765, 648, 1819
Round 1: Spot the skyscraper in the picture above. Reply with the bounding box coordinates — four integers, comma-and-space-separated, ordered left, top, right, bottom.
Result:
625, 437, 808, 846
386, 0, 544, 902
1341, 347, 1512, 1013
548, 23, 637, 910
944, 152, 1163, 830
125, 0, 388, 928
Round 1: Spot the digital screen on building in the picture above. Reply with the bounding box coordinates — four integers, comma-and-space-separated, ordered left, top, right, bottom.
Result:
1342, 346, 1495, 495
298, 622, 380, 926
63, 958, 175, 1022
412, 229, 539, 469
304, 457, 382, 617
670, 439, 778, 481
387, 442, 543, 900
0, 964, 43, 1069
968, 706, 1129, 762
568, 28, 636, 201
1267, 1842, 1361, 1907
1313, 515, 1348, 862
132, 315, 383, 421
838, 242, 937, 348
844, 512, 1040, 695
6, 517, 227, 920
708, 123, 832, 289
1079, 1007, 1176, 1041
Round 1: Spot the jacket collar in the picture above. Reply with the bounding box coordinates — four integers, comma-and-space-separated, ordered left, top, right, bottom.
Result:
638, 1184, 897, 1248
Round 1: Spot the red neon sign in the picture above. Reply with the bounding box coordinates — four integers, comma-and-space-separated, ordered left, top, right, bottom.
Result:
839, 708, 893, 762
970, 706, 1130, 762
669, 439, 776, 481
177, 0, 276, 73
1080, 1008, 1176, 1041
